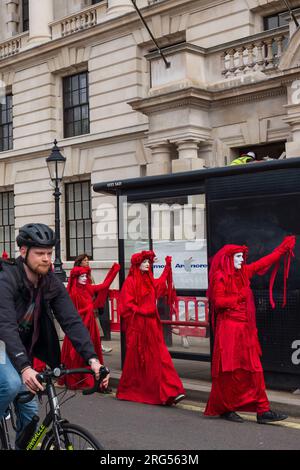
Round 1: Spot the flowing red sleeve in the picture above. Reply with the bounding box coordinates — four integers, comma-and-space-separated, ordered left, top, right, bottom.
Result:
154, 260, 177, 316
92, 263, 121, 309
247, 250, 286, 278
154, 263, 171, 298
247, 236, 295, 278
246, 235, 295, 308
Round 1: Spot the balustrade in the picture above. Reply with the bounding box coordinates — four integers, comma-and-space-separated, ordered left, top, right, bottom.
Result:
61, 9, 97, 37
220, 31, 289, 78
0, 33, 28, 60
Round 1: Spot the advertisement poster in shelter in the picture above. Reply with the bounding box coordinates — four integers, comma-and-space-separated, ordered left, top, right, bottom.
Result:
153, 240, 208, 290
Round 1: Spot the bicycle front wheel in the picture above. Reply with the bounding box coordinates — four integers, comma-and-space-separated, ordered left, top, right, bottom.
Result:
41, 423, 104, 450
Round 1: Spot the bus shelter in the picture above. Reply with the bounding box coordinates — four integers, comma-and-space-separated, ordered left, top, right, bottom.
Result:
94, 157, 300, 389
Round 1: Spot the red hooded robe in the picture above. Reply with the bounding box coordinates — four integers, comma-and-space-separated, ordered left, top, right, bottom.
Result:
116, 250, 185, 405
58, 262, 120, 389
204, 236, 295, 416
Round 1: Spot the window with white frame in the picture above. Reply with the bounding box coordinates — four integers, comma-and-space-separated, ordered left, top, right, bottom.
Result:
0, 95, 13, 152
63, 72, 90, 138
0, 191, 15, 258
65, 181, 93, 260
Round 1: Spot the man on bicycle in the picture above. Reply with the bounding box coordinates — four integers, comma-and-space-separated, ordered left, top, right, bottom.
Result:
0, 223, 108, 443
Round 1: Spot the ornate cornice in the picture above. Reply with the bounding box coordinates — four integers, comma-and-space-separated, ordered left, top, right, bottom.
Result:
145, 42, 206, 60
212, 86, 287, 107
129, 76, 291, 115
249, 1, 300, 15
129, 88, 212, 115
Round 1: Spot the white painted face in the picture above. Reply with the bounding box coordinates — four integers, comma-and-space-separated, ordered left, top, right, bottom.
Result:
233, 252, 244, 270
78, 273, 88, 285
140, 259, 150, 272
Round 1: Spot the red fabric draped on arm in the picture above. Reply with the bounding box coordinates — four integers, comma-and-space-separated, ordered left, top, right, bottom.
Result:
92, 262, 120, 309
246, 235, 295, 308
154, 256, 177, 316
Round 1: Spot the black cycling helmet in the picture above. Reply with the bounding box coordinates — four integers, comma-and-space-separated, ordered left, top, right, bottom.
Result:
16, 223, 56, 248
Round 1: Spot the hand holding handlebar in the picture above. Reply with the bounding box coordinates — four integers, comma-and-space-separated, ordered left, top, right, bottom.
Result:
17, 366, 110, 404
89, 359, 110, 388
21, 367, 45, 394
82, 366, 110, 395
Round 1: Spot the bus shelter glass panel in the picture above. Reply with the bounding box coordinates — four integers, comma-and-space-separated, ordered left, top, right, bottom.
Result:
151, 194, 207, 291
122, 194, 209, 357
123, 200, 150, 277
151, 194, 209, 356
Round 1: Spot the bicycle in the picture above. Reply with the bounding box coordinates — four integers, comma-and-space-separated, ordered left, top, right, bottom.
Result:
0, 365, 109, 450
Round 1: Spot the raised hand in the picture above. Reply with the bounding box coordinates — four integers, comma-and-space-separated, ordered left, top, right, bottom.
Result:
165, 256, 172, 265
277, 235, 296, 254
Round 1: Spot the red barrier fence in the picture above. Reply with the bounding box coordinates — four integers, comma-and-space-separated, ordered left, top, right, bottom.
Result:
108, 289, 120, 332
108, 290, 209, 338
163, 296, 209, 338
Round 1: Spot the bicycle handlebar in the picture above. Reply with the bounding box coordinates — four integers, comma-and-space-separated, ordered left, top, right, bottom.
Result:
15, 365, 110, 404
82, 366, 110, 395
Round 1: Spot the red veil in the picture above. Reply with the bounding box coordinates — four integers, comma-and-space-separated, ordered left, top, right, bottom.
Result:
67, 266, 93, 313
118, 250, 177, 326
58, 263, 120, 389
207, 244, 249, 332
207, 238, 295, 332
205, 236, 295, 416
34, 263, 120, 376
116, 250, 185, 404
67, 263, 120, 311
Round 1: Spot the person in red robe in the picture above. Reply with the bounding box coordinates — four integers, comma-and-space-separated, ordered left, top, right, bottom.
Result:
116, 250, 185, 406
204, 235, 296, 424
58, 262, 120, 390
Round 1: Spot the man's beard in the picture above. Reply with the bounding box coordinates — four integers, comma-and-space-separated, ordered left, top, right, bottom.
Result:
29, 263, 50, 275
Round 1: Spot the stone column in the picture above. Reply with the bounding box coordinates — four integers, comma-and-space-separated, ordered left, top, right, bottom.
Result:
107, 0, 134, 18
5, 0, 19, 37
146, 143, 171, 176
198, 141, 213, 168
27, 0, 53, 46
172, 140, 205, 173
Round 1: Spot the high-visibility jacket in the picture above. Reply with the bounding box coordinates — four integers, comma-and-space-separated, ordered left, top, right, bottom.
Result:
230, 155, 254, 165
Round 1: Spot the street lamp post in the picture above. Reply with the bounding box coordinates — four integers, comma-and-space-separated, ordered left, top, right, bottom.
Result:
46, 139, 67, 282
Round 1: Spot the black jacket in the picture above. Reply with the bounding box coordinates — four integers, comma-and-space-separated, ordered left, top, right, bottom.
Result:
0, 257, 97, 373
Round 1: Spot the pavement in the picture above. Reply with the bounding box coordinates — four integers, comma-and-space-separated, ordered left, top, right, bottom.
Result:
101, 332, 300, 418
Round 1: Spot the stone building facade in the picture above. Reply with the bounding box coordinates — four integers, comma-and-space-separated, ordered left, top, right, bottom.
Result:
0, 0, 300, 278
